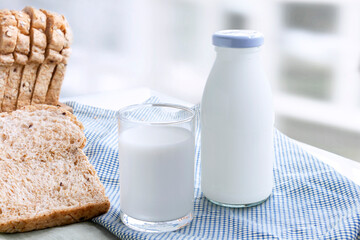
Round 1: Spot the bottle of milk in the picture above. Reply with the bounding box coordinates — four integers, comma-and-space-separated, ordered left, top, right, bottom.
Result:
201, 30, 274, 207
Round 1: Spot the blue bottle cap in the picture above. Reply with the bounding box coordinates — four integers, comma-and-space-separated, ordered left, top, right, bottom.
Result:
212, 30, 264, 48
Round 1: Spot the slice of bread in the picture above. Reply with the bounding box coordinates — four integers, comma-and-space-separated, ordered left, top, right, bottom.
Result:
45, 62, 66, 104
45, 48, 70, 105
31, 49, 65, 105
31, 61, 57, 105
1, 10, 31, 112
44, 11, 72, 105
12, 10, 30, 55
16, 63, 38, 108
22, 6, 46, 64
0, 10, 18, 54
31, 10, 66, 105
17, 7, 46, 109
63, 16, 73, 48
40, 9, 66, 52
0, 65, 11, 111
0, 105, 110, 233
0, 10, 18, 112
1, 64, 23, 112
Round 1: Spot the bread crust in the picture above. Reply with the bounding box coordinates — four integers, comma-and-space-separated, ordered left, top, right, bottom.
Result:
55, 102, 73, 113
21, 104, 83, 132
0, 202, 110, 233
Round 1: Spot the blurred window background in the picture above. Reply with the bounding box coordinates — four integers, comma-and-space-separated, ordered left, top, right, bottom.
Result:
2, 0, 360, 162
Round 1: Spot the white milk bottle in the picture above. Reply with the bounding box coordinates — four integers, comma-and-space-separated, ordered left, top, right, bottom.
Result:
201, 30, 274, 207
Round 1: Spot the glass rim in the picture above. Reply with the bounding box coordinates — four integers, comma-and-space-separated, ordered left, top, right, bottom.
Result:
117, 103, 195, 125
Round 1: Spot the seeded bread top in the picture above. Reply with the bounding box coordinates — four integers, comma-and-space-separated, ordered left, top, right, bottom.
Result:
11, 10, 30, 65
11, 10, 30, 35
40, 9, 66, 52
22, 6, 46, 32
23, 6, 46, 64
0, 10, 18, 54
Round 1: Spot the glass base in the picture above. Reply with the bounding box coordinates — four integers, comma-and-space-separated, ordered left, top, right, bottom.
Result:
120, 211, 193, 233
207, 194, 271, 208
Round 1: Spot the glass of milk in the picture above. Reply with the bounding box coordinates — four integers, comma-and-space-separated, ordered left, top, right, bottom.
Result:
117, 103, 195, 232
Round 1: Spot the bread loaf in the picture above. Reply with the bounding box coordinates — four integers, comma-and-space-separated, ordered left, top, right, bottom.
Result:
0, 6, 74, 111
0, 105, 110, 233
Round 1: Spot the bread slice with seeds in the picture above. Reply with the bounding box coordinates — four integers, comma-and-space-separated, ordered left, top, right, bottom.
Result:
0, 9, 18, 54
16, 63, 38, 108
1, 63, 23, 112
0, 104, 110, 233
31, 9, 66, 105
45, 48, 71, 105
22, 6, 46, 63
45, 14, 72, 105
17, 7, 47, 109
40, 9, 66, 52
0, 10, 18, 112
1, 10, 30, 112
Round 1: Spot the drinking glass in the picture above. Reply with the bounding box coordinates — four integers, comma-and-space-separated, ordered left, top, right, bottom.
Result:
117, 103, 195, 232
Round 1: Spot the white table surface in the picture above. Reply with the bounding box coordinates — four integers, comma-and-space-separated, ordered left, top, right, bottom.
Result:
2, 88, 360, 240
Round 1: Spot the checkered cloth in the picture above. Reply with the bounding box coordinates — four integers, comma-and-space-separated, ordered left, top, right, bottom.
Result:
65, 98, 360, 240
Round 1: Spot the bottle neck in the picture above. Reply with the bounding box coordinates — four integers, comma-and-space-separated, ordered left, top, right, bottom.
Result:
214, 46, 262, 61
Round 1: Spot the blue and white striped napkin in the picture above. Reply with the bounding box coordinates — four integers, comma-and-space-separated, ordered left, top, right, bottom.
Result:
66, 98, 360, 240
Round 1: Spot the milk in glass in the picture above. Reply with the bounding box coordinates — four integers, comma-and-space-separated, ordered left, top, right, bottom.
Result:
119, 125, 194, 222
